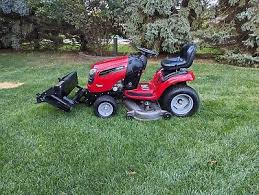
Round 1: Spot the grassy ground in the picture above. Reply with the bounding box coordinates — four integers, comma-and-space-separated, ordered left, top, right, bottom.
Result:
0, 52, 258, 194
196, 47, 224, 56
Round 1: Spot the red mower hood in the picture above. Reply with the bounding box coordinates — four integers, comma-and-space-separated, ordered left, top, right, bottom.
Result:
91, 56, 129, 70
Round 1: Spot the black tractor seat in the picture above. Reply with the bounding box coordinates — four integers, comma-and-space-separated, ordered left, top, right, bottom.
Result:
161, 43, 197, 71
161, 57, 186, 70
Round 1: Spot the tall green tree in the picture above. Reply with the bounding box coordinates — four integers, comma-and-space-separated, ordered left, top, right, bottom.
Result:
29, 0, 121, 53
121, 0, 204, 53
217, 0, 259, 54
0, 0, 31, 49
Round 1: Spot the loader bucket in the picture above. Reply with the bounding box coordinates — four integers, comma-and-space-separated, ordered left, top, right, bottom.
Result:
36, 72, 83, 112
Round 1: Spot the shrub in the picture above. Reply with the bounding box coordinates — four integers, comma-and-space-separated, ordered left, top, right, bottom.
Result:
216, 52, 259, 68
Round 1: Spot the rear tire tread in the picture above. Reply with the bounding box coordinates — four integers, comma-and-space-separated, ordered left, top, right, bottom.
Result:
161, 85, 200, 117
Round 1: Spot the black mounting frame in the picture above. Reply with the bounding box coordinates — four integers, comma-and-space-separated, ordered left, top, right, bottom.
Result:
36, 72, 88, 112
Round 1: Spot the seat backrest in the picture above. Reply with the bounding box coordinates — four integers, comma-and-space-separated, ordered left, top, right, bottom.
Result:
180, 43, 197, 68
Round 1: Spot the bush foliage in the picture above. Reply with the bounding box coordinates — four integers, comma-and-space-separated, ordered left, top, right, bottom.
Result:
0, 0, 258, 59
216, 52, 259, 67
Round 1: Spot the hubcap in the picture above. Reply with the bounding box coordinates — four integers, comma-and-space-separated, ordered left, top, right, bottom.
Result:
98, 102, 113, 117
171, 94, 194, 115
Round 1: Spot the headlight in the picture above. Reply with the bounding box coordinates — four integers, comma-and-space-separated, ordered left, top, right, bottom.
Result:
89, 68, 97, 76
88, 68, 97, 84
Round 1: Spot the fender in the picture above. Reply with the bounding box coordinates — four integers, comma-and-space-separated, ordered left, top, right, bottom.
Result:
154, 71, 195, 100
124, 71, 195, 101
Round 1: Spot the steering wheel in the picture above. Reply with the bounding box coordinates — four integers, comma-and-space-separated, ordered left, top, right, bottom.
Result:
137, 47, 159, 57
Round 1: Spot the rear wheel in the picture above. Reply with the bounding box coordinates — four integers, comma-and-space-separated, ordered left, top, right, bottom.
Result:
161, 86, 200, 117
94, 95, 117, 118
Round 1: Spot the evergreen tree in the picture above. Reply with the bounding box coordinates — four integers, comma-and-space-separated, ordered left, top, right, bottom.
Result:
218, 0, 259, 54
122, 0, 204, 53
0, 0, 29, 16
0, 0, 31, 49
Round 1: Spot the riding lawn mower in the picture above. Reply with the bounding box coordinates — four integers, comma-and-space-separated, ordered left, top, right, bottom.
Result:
36, 43, 200, 120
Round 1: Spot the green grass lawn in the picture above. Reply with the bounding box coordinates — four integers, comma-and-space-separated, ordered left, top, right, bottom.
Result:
196, 47, 224, 56
0, 52, 258, 194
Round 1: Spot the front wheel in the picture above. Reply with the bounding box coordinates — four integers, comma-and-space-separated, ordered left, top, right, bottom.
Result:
161, 86, 200, 117
93, 95, 117, 118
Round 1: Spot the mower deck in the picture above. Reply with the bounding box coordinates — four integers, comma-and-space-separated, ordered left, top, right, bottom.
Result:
124, 99, 171, 121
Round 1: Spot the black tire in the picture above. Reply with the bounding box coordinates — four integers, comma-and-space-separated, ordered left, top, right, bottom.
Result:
163, 112, 172, 120
93, 95, 117, 118
161, 85, 200, 117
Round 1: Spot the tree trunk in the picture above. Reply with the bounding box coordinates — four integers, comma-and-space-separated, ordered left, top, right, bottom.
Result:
80, 35, 88, 51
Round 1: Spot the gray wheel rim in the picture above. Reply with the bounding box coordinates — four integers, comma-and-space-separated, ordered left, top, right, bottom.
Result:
98, 102, 113, 117
171, 94, 194, 115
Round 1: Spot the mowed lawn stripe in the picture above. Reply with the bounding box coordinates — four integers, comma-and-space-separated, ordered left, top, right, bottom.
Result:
0, 52, 258, 194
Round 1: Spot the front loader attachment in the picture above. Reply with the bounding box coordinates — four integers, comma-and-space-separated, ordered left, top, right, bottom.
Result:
36, 72, 87, 112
